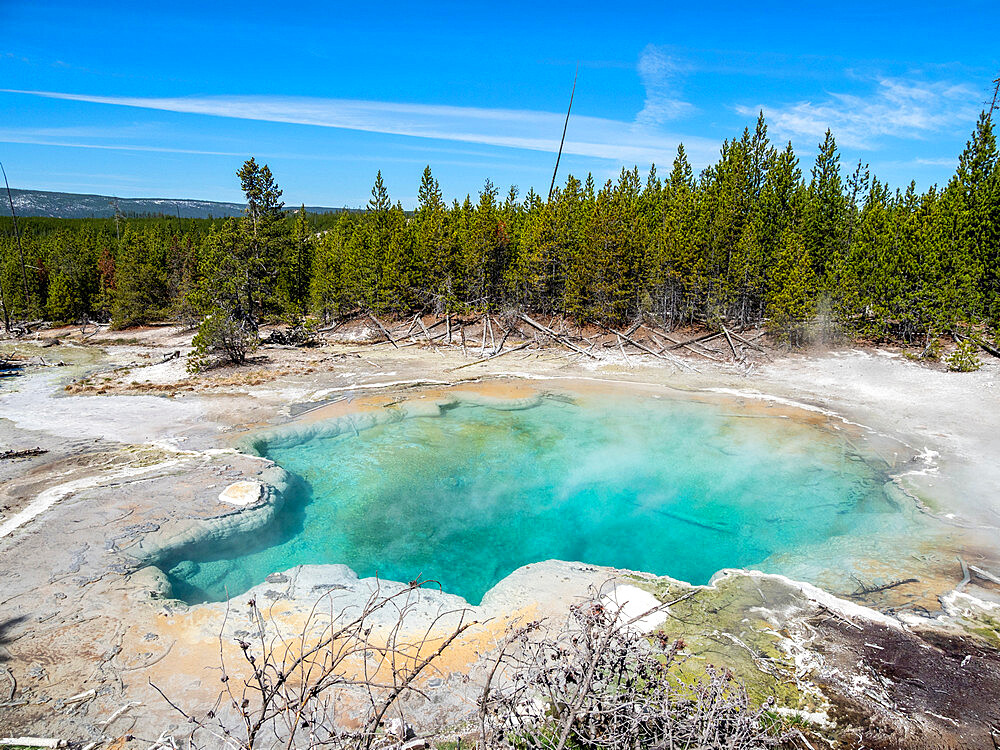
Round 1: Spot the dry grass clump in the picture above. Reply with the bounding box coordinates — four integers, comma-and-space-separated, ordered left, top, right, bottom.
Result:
64, 364, 321, 396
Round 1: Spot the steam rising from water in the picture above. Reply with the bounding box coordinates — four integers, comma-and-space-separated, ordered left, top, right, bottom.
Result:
168, 393, 928, 604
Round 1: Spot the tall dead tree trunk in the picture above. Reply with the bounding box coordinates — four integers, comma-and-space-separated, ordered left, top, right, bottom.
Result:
1, 162, 30, 320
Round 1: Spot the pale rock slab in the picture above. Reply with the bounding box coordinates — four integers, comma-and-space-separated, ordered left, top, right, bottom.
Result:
218, 480, 264, 506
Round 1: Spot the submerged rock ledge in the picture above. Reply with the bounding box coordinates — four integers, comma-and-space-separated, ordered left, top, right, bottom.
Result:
238, 389, 545, 454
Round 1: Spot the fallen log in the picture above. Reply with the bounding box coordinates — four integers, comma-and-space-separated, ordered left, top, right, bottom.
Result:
721, 325, 741, 361
448, 341, 534, 371
98, 700, 142, 728
493, 323, 510, 355
0, 447, 47, 460
397, 314, 419, 337
83, 320, 110, 340
664, 337, 723, 362
970, 565, 1000, 585
64, 688, 97, 705
729, 329, 771, 357
660, 330, 723, 349
417, 316, 433, 343
616, 334, 631, 364
423, 315, 448, 332
367, 313, 399, 349
518, 314, 559, 338
605, 324, 695, 372
317, 308, 363, 332
849, 577, 919, 599
519, 314, 597, 359
817, 604, 863, 631
0, 740, 67, 749
954, 331, 1000, 359
399, 326, 451, 348
644, 326, 724, 358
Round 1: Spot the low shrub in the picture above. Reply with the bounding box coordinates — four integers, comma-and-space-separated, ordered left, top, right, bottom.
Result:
946, 340, 982, 372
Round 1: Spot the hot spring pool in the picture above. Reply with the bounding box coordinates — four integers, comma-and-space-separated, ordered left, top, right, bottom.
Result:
166, 390, 928, 604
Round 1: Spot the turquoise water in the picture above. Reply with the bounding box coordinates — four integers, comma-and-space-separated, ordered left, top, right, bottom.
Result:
166, 393, 921, 604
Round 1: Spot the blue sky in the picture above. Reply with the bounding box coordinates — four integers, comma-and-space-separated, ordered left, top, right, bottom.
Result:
1, 0, 997, 208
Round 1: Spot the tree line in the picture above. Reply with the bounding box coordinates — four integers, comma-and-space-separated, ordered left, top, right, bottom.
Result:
1, 112, 997, 355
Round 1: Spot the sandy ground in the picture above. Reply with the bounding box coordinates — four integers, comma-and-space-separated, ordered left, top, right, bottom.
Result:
1, 321, 999, 747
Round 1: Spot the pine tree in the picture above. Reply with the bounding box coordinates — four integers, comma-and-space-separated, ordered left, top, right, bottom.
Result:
804, 130, 847, 285
727, 216, 766, 325
111, 226, 167, 328
767, 230, 817, 345
309, 215, 352, 321
650, 144, 699, 325
187, 156, 287, 368
379, 201, 411, 312
412, 166, 453, 311
276, 205, 313, 321
235, 157, 285, 325
839, 179, 891, 337
344, 171, 394, 311
44, 229, 96, 323
46, 272, 77, 323
511, 188, 558, 311
947, 113, 998, 321
464, 180, 506, 309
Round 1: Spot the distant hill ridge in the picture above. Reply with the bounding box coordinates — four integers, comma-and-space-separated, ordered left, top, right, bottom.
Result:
4, 188, 348, 219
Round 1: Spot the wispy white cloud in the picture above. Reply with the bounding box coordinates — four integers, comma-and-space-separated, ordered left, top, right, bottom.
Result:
737, 76, 979, 149
2, 88, 717, 167
914, 157, 958, 167
0, 127, 549, 173
0, 124, 156, 140
0, 131, 244, 157
635, 45, 694, 127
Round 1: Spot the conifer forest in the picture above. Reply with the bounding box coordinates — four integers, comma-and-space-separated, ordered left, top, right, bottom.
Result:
2, 113, 998, 350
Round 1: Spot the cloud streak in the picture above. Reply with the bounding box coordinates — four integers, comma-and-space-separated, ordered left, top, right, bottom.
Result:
0, 132, 244, 157
3, 88, 717, 167
635, 45, 694, 127
738, 75, 979, 149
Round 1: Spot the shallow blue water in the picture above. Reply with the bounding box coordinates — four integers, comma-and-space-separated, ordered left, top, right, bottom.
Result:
167, 393, 919, 604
